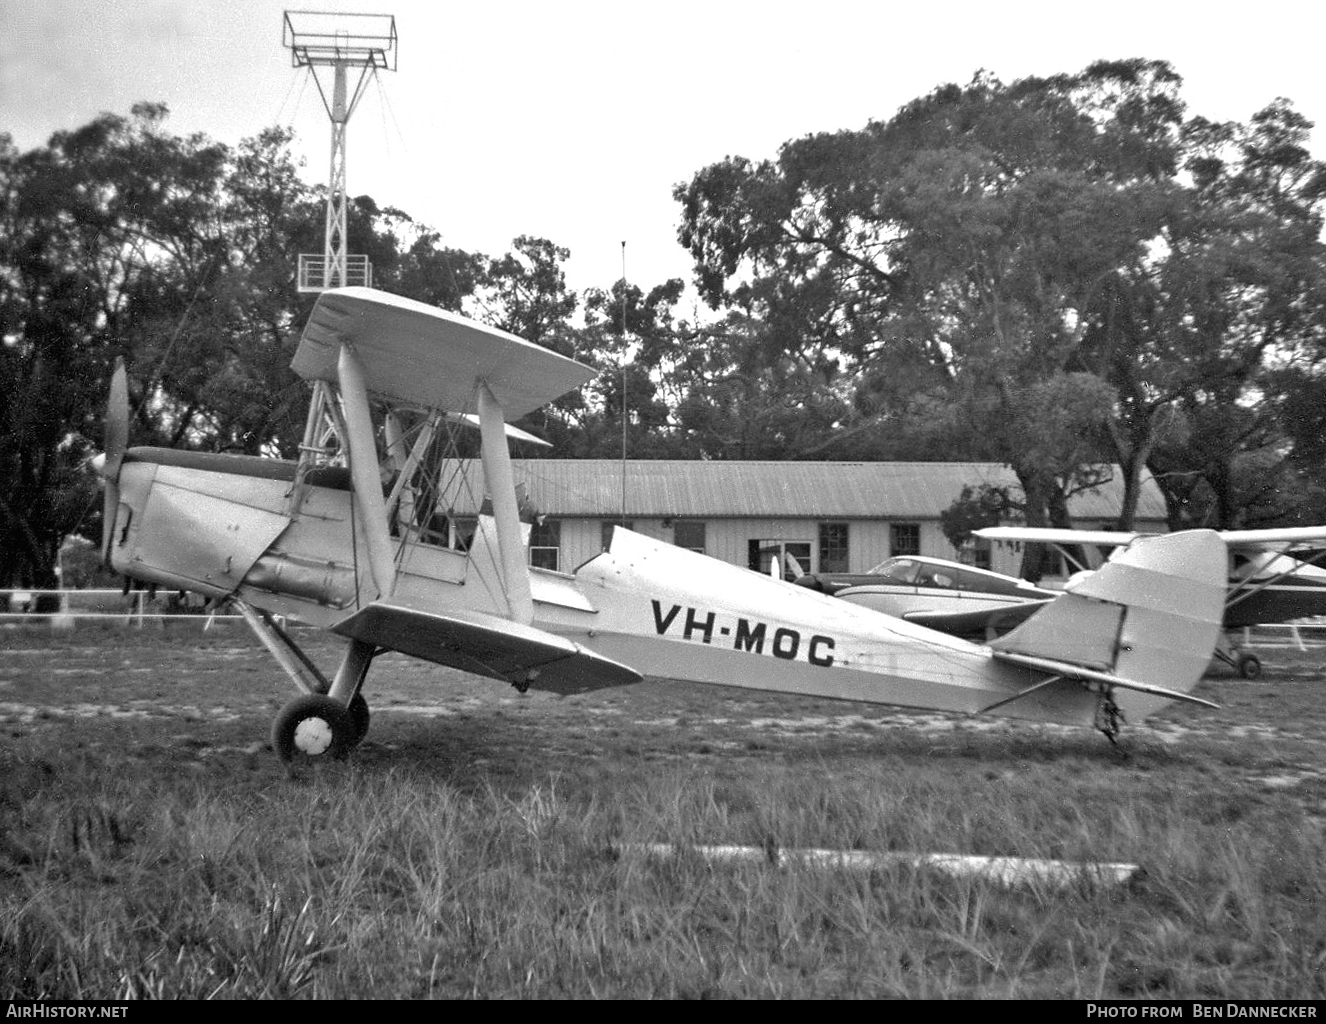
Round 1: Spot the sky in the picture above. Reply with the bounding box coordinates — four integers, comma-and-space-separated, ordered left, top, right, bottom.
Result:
4, 0, 1325, 302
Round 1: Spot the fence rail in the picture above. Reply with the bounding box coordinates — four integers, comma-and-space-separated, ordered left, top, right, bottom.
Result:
1235, 622, 1326, 651
1, 588, 245, 628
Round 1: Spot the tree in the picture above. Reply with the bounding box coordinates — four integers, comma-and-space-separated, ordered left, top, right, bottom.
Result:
0, 105, 494, 586
675, 62, 1182, 570
675, 60, 1326, 550
1082, 99, 1326, 529
0, 104, 228, 585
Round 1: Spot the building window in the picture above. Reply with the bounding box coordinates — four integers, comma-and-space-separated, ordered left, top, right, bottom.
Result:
818, 522, 849, 573
673, 520, 706, 554
890, 522, 920, 557
1040, 546, 1065, 577
529, 519, 561, 571
960, 539, 992, 571
601, 520, 633, 552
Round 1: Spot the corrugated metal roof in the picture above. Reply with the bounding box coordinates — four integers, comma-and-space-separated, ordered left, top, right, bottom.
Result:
435, 460, 1167, 522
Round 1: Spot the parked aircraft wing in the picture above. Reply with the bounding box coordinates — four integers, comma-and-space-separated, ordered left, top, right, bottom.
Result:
977, 525, 1326, 552
976, 527, 1140, 547
1213, 527, 1326, 549
292, 287, 597, 417
331, 601, 642, 695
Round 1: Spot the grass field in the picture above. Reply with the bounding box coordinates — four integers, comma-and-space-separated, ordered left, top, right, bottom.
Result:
2, 623, 1324, 999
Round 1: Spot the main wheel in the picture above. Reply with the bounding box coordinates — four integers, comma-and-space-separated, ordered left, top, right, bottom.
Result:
272, 694, 352, 762
346, 693, 370, 747
1237, 653, 1262, 680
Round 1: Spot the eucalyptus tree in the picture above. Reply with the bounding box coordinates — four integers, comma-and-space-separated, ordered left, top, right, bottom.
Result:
675, 61, 1182, 573
0, 104, 241, 585
676, 59, 1326, 556
0, 105, 489, 586
1086, 99, 1326, 529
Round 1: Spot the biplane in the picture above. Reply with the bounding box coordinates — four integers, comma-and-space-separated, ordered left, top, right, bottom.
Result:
977, 526, 1326, 678
93, 288, 1229, 760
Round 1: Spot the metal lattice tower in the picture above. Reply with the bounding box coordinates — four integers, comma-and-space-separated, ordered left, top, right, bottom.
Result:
282, 10, 397, 293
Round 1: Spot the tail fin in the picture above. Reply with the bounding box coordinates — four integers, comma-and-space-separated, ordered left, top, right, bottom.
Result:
989, 530, 1226, 720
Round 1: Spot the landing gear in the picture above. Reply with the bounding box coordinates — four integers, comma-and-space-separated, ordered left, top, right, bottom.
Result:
1093, 689, 1125, 747
1213, 632, 1263, 680
236, 602, 378, 761
272, 694, 353, 761
1236, 652, 1262, 680
346, 693, 371, 747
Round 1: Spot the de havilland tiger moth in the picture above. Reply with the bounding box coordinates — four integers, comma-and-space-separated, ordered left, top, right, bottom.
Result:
92, 287, 1230, 761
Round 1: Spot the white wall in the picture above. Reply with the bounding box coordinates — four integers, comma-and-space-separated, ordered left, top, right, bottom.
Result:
541, 516, 979, 576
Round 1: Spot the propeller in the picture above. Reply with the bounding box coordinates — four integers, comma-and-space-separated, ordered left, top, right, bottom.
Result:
100, 358, 129, 563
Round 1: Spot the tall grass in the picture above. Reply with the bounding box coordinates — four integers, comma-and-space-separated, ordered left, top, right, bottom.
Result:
3, 748, 1324, 998
3, 630, 1325, 998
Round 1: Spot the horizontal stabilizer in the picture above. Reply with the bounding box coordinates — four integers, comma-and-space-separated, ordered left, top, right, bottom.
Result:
293, 288, 597, 417
988, 650, 1219, 711
332, 601, 642, 695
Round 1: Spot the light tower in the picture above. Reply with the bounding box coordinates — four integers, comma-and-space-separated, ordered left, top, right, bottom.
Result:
282, 10, 397, 293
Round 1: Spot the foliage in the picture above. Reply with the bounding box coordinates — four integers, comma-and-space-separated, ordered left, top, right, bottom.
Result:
939, 484, 1013, 550
676, 59, 1326, 533
4, 61, 1325, 584
0, 108, 586, 586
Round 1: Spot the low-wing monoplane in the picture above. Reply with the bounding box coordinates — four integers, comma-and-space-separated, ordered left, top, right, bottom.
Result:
93, 287, 1229, 760
977, 526, 1326, 678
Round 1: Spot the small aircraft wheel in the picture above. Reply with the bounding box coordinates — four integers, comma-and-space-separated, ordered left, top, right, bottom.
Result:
1238, 654, 1262, 680
346, 693, 370, 747
272, 695, 352, 762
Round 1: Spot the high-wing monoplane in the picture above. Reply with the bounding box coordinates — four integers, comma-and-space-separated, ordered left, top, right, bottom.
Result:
977, 526, 1326, 678
793, 556, 1059, 642
92, 288, 1229, 760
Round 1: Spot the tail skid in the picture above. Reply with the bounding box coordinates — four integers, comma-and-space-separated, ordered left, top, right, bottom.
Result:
988, 530, 1227, 724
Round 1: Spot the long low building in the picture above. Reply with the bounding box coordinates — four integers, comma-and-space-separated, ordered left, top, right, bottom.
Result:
428, 460, 1167, 580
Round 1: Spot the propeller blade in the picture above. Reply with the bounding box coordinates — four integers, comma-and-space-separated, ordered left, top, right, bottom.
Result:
101, 359, 129, 562
104, 358, 128, 481
101, 477, 120, 564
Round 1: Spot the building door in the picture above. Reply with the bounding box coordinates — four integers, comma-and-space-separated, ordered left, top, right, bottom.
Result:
749, 539, 811, 580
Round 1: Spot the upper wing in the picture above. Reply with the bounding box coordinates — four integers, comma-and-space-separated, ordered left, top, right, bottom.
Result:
292, 287, 597, 417
332, 601, 642, 695
445, 412, 551, 447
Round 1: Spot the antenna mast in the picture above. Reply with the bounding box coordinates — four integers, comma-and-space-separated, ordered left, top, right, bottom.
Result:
620, 241, 628, 524
283, 10, 397, 293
